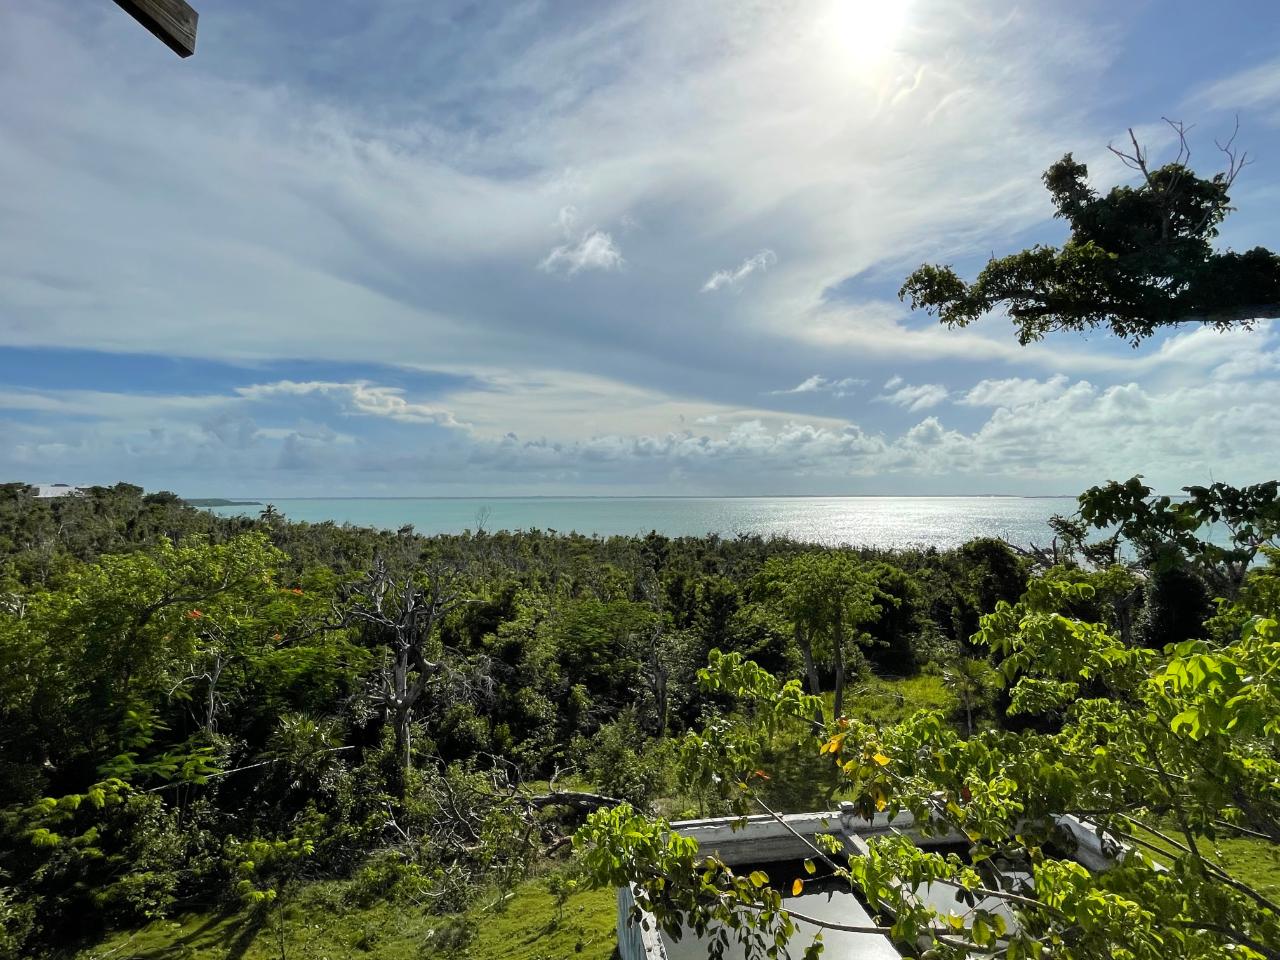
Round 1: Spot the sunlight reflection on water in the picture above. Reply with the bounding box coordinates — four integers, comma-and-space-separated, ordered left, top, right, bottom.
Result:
212, 496, 1079, 549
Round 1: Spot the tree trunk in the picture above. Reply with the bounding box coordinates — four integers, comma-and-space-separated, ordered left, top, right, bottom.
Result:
832, 609, 846, 721
393, 705, 412, 778
797, 625, 824, 724
653, 660, 669, 738
646, 629, 670, 737
1116, 586, 1141, 647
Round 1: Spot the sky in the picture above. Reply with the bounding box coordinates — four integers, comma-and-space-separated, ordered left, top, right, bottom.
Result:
1, 0, 1279, 497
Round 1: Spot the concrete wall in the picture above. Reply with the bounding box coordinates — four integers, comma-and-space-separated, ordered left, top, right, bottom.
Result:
616, 884, 669, 960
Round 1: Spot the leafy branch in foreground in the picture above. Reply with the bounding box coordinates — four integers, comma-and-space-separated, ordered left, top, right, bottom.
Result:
900, 118, 1280, 344
577, 559, 1280, 958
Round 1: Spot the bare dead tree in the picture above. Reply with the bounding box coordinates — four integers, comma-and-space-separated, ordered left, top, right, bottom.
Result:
1108, 116, 1252, 243
635, 578, 672, 736
343, 557, 468, 777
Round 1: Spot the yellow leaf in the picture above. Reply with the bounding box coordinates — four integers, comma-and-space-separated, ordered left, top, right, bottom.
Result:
791, 878, 804, 896
872, 752, 891, 766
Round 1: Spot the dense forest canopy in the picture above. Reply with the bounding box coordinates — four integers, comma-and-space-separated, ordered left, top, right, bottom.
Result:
0, 479, 1277, 959
579, 478, 1280, 960
0, 482, 1027, 957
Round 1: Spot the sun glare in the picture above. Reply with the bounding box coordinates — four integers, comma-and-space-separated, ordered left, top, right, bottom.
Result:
823, 0, 909, 67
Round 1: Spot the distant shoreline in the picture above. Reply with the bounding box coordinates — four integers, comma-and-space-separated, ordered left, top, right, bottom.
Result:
201, 494, 1081, 502
184, 498, 262, 507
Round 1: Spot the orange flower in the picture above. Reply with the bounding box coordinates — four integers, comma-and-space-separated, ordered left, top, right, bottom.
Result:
753, 769, 771, 781
290, 588, 304, 595
187, 610, 203, 619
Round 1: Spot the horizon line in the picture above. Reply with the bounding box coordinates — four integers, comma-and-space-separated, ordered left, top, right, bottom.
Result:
199, 493, 1084, 502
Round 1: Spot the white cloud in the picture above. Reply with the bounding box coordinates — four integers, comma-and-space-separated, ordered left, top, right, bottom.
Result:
2, 3, 1277, 495
770, 374, 865, 397
538, 228, 625, 275
702, 249, 777, 292
434, 367, 850, 441
235, 381, 462, 427
877, 380, 950, 411
1192, 57, 1280, 112
554, 205, 579, 236
0, 0, 1114, 378
4, 358, 1280, 496
960, 375, 1071, 407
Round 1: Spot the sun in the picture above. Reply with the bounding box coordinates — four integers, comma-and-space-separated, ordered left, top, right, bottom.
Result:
822, 0, 909, 67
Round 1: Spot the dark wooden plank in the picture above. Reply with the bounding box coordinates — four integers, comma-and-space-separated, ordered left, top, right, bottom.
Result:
111, 0, 198, 58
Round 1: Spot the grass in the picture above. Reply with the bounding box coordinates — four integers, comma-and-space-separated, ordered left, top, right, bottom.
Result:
466, 878, 617, 960
1196, 831, 1280, 898
837, 672, 958, 726
71, 874, 618, 960
1122, 820, 1280, 900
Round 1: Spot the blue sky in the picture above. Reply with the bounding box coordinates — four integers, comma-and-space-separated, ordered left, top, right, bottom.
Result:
1, 0, 1279, 496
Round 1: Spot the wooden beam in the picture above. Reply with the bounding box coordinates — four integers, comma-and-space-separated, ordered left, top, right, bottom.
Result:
111, 0, 198, 58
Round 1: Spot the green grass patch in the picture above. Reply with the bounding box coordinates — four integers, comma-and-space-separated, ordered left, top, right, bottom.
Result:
71, 874, 617, 960
1123, 821, 1280, 899
837, 672, 958, 726
466, 878, 617, 960
1201, 832, 1280, 898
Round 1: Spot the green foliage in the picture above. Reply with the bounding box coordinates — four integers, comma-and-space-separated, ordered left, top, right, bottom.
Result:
582, 547, 1280, 958
576, 803, 817, 958
225, 833, 316, 906
1076, 476, 1279, 595
573, 711, 672, 809
900, 128, 1280, 344
755, 552, 884, 720
0, 883, 35, 960
6, 476, 1273, 959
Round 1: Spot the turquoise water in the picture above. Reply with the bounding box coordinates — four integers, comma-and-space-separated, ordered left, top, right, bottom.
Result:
209, 496, 1079, 549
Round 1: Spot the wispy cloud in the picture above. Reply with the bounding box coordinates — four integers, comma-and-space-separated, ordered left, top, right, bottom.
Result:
959, 376, 1071, 407
770, 374, 865, 397
877, 377, 949, 412
236, 381, 462, 427
1192, 57, 1280, 112
538, 229, 624, 275
702, 249, 777, 292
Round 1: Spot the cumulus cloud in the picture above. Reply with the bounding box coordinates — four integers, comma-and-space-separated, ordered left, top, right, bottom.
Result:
539, 229, 624, 275
960, 375, 1071, 407
877, 378, 950, 412
4, 359, 1280, 496
770, 374, 865, 397
702, 249, 777, 292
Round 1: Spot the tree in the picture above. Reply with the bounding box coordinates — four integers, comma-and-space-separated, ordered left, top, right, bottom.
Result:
900, 119, 1280, 344
579, 520, 1280, 959
940, 649, 996, 736
756, 554, 882, 722
342, 558, 469, 779
1074, 476, 1280, 597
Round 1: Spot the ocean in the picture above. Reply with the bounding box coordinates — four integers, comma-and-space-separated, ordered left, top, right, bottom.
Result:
208, 496, 1080, 550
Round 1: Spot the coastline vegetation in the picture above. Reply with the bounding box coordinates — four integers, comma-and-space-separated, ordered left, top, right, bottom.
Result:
1, 476, 1276, 959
